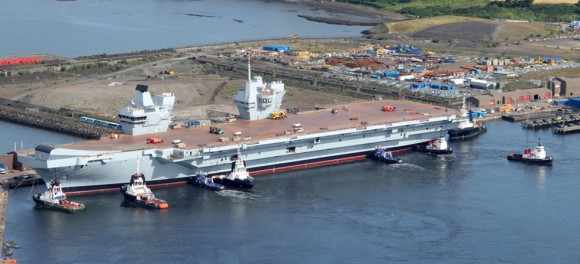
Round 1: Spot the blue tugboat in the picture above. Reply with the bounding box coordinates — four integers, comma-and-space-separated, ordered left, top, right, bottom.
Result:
370, 147, 403, 164
507, 138, 553, 165
189, 173, 224, 191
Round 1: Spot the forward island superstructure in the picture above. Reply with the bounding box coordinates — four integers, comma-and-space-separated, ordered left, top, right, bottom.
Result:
18, 62, 460, 194
118, 84, 175, 135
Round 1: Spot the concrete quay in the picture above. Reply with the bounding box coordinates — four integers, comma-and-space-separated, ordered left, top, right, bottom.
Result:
553, 124, 580, 134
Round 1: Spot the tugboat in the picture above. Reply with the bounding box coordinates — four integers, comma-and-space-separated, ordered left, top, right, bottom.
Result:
448, 98, 487, 140
417, 136, 453, 155
370, 147, 403, 164
32, 180, 85, 213
120, 163, 169, 209
213, 149, 254, 189
507, 138, 553, 165
189, 172, 224, 191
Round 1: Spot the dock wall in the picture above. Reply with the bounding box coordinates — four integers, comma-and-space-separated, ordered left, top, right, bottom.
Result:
0, 104, 116, 139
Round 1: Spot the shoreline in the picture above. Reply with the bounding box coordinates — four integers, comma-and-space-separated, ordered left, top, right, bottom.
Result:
282, 0, 408, 25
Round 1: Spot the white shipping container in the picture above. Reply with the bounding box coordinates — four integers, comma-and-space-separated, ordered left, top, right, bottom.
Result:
398, 75, 414, 81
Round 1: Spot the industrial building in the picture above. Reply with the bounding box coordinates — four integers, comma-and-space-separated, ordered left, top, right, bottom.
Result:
263, 45, 290, 53
547, 76, 580, 98
466, 88, 552, 107
467, 78, 496, 89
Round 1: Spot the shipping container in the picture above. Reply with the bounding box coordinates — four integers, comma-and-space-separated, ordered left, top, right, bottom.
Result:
430, 83, 442, 89
398, 75, 414, 81
553, 99, 568, 106
411, 83, 427, 89
442, 58, 455, 63
384, 71, 399, 77
567, 98, 580, 109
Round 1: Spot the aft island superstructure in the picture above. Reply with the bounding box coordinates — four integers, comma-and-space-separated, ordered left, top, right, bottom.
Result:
18, 62, 460, 193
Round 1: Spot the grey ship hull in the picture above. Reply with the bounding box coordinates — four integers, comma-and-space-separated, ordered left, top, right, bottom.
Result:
19, 117, 457, 194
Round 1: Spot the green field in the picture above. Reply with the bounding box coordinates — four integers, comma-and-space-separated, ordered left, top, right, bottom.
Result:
338, 0, 580, 22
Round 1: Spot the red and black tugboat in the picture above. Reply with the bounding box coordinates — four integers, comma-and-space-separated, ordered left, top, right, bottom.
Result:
417, 136, 453, 155
189, 172, 224, 191
507, 138, 553, 165
370, 147, 403, 164
120, 162, 169, 209
213, 149, 254, 189
33, 180, 85, 213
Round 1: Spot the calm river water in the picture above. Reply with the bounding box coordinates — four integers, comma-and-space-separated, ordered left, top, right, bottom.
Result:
2, 1, 580, 262
0, 0, 370, 57
3, 120, 580, 263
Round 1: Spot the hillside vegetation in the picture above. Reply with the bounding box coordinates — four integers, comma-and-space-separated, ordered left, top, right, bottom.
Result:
386, 16, 487, 34
337, 0, 580, 22
381, 16, 553, 39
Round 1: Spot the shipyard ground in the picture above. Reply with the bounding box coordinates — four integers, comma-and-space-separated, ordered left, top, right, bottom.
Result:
0, 32, 578, 123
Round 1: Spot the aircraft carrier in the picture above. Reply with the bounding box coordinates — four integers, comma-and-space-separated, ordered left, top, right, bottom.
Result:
17, 62, 459, 194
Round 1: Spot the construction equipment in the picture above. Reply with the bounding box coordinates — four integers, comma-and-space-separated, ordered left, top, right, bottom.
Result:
159, 70, 175, 75
269, 111, 287, 120
209, 126, 224, 134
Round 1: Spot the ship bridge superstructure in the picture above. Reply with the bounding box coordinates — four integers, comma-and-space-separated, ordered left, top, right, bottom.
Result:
234, 59, 285, 120
118, 84, 175, 135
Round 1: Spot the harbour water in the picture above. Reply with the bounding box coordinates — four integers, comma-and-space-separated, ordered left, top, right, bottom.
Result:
0, 120, 82, 154
3, 120, 580, 262
0, 0, 370, 57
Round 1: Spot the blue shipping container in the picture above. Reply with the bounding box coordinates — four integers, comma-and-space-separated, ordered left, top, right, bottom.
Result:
553, 99, 569, 106
441, 85, 455, 90
567, 98, 580, 109
384, 71, 399, 77
430, 83, 442, 89
411, 83, 426, 89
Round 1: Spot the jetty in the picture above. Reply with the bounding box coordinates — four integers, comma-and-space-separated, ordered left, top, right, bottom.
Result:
502, 112, 555, 122
522, 116, 580, 130
1, 174, 43, 189
553, 124, 580, 134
